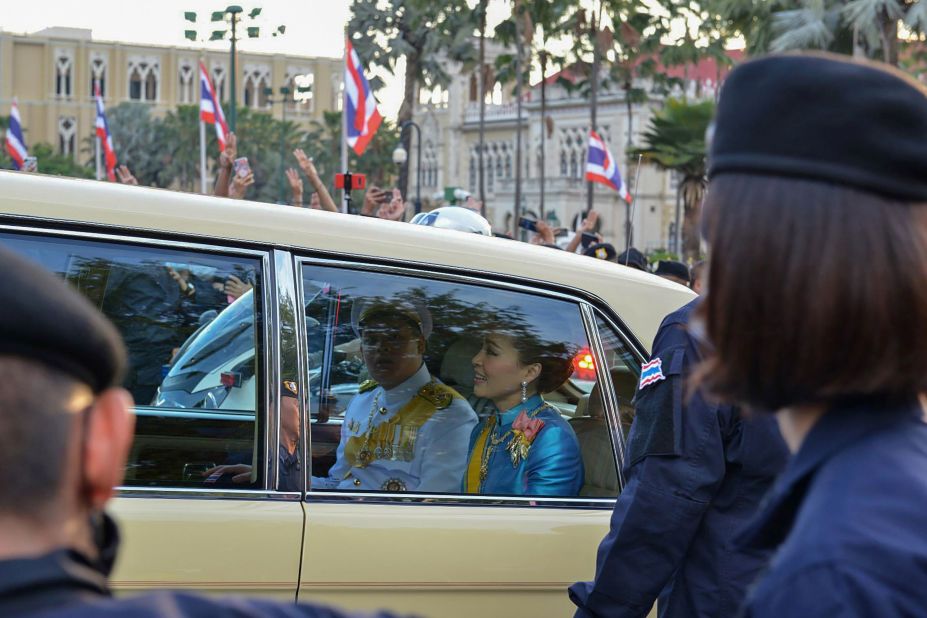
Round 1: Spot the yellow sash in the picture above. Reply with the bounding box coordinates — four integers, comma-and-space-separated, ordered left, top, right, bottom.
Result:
343, 382, 461, 472
464, 417, 495, 493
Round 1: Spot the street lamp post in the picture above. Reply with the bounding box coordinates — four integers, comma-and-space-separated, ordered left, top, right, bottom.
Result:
182, 6, 285, 134
393, 121, 422, 214
227, 5, 242, 133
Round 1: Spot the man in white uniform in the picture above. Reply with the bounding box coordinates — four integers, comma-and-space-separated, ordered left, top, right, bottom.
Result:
311, 298, 477, 493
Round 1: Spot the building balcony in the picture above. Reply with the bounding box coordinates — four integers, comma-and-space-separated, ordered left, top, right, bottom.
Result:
463, 102, 528, 125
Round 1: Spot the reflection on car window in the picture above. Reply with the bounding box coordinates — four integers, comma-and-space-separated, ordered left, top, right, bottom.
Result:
303, 264, 609, 500
0, 232, 264, 489
571, 315, 642, 496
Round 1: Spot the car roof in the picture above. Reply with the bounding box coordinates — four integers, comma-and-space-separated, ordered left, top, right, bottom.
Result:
0, 171, 694, 350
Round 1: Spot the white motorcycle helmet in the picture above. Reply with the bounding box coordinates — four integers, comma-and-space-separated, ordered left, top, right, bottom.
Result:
410, 206, 492, 236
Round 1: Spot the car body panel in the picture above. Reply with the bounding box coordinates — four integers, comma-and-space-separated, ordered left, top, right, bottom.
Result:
110, 495, 304, 600
298, 501, 608, 617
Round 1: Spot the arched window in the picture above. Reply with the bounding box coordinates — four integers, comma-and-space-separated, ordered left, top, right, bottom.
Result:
469, 154, 477, 192
570, 151, 578, 179
504, 152, 512, 179
55, 51, 73, 98
128, 58, 159, 102
212, 65, 227, 102
560, 151, 568, 176
469, 74, 478, 102
89, 55, 106, 98
178, 60, 195, 103
58, 116, 76, 156
243, 64, 271, 109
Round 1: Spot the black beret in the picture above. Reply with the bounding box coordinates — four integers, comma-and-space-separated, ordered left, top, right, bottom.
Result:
0, 245, 126, 393
654, 260, 690, 282
710, 53, 927, 201
616, 247, 647, 270
584, 242, 617, 261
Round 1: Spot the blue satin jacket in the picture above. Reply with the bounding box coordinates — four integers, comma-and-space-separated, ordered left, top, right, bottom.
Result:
464, 395, 584, 496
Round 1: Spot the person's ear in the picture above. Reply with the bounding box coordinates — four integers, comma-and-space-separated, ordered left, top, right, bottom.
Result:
417, 335, 426, 355
522, 362, 542, 387
82, 387, 135, 510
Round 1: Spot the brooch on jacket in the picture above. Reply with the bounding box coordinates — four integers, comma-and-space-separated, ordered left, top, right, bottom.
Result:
506, 410, 546, 467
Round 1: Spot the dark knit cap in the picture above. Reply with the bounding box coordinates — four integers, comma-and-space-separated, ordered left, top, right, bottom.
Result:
0, 245, 126, 393
616, 247, 647, 271
654, 260, 691, 282
709, 52, 927, 201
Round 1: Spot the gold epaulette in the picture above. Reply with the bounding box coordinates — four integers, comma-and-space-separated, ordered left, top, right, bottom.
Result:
358, 379, 379, 393
416, 381, 461, 410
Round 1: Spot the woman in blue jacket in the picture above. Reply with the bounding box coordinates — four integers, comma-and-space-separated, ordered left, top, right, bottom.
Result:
463, 325, 583, 497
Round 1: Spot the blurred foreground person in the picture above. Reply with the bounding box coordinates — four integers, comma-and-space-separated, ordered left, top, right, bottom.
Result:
569, 297, 787, 618
701, 53, 927, 616
0, 246, 406, 618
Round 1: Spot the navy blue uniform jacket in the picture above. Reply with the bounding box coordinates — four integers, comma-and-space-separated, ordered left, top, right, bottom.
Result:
0, 548, 408, 618
738, 396, 927, 616
569, 300, 788, 617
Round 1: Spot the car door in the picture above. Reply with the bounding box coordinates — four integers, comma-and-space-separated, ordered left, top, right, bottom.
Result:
294, 259, 643, 617
0, 229, 305, 600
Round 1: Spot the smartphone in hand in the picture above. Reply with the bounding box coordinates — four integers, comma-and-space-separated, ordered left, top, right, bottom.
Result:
22, 156, 37, 173
518, 216, 539, 233
233, 157, 251, 178
581, 232, 598, 248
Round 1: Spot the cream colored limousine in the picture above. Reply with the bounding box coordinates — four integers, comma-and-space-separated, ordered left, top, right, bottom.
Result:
0, 171, 693, 617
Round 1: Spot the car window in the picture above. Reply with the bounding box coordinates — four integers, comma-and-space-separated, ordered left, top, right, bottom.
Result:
0, 232, 265, 489
302, 263, 614, 499
593, 315, 642, 475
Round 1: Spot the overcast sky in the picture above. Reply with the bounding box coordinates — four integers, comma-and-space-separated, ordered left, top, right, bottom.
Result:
0, 0, 514, 118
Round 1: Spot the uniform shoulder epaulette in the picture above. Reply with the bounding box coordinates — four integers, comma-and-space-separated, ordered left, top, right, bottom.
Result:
358, 379, 379, 393
416, 381, 460, 410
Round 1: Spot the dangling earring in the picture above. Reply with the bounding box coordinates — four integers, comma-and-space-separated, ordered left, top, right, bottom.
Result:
521, 381, 527, 403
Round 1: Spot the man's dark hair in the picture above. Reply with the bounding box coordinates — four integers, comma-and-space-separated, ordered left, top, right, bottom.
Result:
0, 357, 81, 521
689, 261, 705, 289
698, 173, 927, 411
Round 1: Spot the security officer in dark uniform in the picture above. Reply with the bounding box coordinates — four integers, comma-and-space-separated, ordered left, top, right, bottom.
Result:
0, 245, 405, 618
569, 299, 788, 617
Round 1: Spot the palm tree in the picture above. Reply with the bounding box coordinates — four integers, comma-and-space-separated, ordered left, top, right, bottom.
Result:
633, 98, 714, 262
766, 0, 927, 66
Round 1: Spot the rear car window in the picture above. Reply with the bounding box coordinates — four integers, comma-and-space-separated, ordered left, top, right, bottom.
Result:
0, 231, 265, 489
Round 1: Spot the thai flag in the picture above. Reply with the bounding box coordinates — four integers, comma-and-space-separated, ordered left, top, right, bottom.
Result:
5, 99, 28, 170
95, 82, 118, 182
344, 38, 382, 156
586, 130, 631, 203
199, 61, 229, 152
638, 358, 666, 389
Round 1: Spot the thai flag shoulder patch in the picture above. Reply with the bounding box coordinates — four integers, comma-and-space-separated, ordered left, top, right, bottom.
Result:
639, 358, 666, 390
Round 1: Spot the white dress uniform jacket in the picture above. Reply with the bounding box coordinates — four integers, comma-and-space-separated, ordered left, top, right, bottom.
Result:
312, 364, 478, 492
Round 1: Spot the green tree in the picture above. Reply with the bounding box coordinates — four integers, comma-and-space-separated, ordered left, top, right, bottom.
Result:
102, 102, 162, 185
27, 143, 94, 178
632, 98, 714, 262
157, 104, 213, 192
301, 110, 401, 201
720, 0, 927, 66
348, 0, 478, 196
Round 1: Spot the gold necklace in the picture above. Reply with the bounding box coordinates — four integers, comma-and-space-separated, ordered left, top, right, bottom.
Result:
477, 401, 547, 485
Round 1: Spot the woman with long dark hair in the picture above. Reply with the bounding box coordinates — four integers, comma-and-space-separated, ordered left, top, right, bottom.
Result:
701, 53, 927, 615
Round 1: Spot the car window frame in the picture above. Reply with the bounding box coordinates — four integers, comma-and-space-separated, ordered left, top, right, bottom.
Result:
294, 254, 647, 509
0, 221, 283, 500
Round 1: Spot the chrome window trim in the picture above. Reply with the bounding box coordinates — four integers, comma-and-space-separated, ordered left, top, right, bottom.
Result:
295, 255, 649, 509
117, 487, 302, 501
272, 248, 304, 494
581, 303, 627, 488
293, 255, 313, 485
307, 490, 616, 508
0, 223, 278, 496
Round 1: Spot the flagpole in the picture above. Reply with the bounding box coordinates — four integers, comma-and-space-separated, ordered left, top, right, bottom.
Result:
624, 155, 643, 255
95, 137, 102, 181
199, 119, 207, 194
341, 32, 349, 214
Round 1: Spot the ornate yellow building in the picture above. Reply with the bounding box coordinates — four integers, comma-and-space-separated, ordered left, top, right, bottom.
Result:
0, 27, 341, 159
